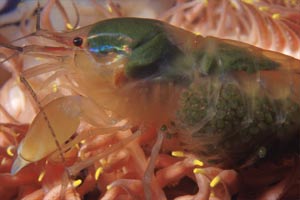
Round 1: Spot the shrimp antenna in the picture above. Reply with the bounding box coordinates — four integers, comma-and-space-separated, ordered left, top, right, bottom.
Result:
0, 42, 23, 65
36, 0, 42, 31
55, 0, 80, 30
0, 51, 19, 65
0, 42, 23, 52
0, 2, 50, 64
6, 1, 44, 44
71, 0, 80, 29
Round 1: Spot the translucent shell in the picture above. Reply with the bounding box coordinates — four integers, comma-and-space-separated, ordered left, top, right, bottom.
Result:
11, 96, 82, 174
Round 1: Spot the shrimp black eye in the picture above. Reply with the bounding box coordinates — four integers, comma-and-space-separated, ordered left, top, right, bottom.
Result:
73, 37, 83, 47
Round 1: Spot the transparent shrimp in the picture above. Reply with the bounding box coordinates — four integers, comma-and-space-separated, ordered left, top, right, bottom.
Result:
1, 17, 299, 199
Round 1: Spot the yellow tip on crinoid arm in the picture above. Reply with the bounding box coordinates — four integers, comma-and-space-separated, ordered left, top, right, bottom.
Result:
193, 159, 204, 167
94, 167, 104, 180
106, 184, 112, 191
258, 6, 269, 11
272, 13, 281, 19
107, 4, 113, 13
38, 170, 45, 182
66, 23, 74, 30
100, 158, 108, 166
242, 0, 253, 4
6, 146, 15, 157
52, 83, 58, 93
171, 151, 185, 157
72, 179, 82, 188
193, 168, 205, 174
210, 176, 221, 188
284, 0, 297, 6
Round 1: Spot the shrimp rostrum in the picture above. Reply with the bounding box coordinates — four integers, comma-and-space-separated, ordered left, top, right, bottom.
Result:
4, 18, 300, 180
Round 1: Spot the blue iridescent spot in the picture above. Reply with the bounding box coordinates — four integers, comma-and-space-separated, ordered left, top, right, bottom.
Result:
89, 45, 115, 54
89, 45, 129, 55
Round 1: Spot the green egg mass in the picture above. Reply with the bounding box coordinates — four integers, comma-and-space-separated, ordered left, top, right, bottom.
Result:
177, 79, 300, 168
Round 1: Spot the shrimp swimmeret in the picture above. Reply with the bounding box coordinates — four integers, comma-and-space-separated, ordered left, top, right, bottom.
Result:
1, 17, 300, 199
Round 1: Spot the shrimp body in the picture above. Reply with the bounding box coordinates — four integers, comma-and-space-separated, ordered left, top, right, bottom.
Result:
74, 18, 300, 168
10, 18, 300, 173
